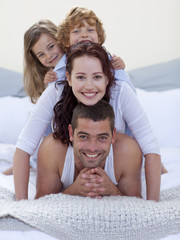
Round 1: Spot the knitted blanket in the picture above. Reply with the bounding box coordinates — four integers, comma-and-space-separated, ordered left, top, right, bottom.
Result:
0, 186, 180, 240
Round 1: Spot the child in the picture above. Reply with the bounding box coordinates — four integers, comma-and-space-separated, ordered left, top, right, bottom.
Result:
57, 6, 135, 91
23, 19, 64, 103
13, 7, 140, 201
2, 20, 63, 175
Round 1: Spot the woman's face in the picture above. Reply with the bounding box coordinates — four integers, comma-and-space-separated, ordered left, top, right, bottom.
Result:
67, 55, 109, 106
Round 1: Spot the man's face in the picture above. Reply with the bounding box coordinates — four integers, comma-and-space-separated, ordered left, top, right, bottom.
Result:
69, 118, 115, 169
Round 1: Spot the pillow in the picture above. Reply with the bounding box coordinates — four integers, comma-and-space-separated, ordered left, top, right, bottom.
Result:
137, 88, 180, 148
128, 59, 180, 91
0, 67, 26, 97
0, 96, 34, 144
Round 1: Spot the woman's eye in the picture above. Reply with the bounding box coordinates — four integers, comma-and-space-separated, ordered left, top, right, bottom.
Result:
77, 75, 85, 80
88, 28, 95, 32
94, 75, 102, 80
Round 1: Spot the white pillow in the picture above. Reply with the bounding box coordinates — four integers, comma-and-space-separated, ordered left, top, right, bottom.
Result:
0, 96, 34, 144
137, 88, 180, 148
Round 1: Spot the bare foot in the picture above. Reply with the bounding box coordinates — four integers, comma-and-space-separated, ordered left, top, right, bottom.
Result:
161, 164, 168, 174
2, 166, 13, 175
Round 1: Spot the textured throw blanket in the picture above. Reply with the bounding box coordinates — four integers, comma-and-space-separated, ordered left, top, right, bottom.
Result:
0, 186, 180, 240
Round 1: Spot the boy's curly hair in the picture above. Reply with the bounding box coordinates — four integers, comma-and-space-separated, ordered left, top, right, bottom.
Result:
57, 7, 106, 52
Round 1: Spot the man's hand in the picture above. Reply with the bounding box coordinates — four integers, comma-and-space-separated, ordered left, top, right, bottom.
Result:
63, 167, 122, 198
63, 168, 102, 198
44, 69, 57, 84
81, 167, 122, 198
111, 55, 125, 70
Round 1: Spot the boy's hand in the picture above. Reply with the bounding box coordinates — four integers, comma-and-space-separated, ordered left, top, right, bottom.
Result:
111, 54, 125, 70
44, 69, 57, 84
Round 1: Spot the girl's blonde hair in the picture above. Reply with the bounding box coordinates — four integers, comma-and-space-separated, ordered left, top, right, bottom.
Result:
24, 19, 58, 103
57, 7, 106, 53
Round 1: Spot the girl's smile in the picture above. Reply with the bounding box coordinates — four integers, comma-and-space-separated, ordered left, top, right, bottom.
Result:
32, 33, 63, 68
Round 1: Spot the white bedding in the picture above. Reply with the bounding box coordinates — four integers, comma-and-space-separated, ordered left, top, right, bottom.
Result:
0, 88, 180, 240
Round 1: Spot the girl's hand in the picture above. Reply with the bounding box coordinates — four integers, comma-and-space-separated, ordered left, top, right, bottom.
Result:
44, 69, 57, 84
111, 55, 125, 70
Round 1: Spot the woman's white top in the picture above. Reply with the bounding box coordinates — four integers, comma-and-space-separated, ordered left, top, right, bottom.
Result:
16, 81, 160, 156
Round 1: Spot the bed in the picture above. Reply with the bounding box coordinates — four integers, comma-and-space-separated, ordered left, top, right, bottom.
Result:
0, 59, 180, 240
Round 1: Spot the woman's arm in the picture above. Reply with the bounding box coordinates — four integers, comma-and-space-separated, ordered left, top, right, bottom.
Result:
13, 148, 30, 200
13, 83, 62, 200
111, 82, 161, 201
16, 83, 59, 155
145, 153, 161, 201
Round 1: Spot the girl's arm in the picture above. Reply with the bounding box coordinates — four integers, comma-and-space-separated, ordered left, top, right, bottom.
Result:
13, 149, 30, 200
44, 69, 57, 85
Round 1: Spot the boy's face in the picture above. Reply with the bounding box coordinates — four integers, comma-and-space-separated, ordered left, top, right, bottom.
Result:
69, 20, 99, 46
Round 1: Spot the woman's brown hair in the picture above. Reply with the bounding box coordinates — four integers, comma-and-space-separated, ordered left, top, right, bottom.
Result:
53, 41, 115, 145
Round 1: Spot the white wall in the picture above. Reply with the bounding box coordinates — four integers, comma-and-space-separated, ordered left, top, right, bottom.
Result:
0, 0, 180, 73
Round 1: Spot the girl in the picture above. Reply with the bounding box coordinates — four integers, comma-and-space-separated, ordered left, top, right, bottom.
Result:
3, 20, 64, 175
23, 19, 64, 103
14, 42, 161, 202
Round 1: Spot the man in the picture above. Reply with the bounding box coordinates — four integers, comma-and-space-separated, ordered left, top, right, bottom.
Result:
35, 100, 142, 199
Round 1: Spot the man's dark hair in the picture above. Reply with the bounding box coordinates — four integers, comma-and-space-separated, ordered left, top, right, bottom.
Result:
71, 100, 115, 134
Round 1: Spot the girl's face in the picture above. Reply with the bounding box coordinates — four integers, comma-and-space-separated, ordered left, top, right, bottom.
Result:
32, 33, 63, 68
69, 20, 99, 46
67, 55, 109, 106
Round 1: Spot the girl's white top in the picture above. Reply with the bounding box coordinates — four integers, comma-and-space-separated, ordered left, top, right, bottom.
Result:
16, 81, 160, 156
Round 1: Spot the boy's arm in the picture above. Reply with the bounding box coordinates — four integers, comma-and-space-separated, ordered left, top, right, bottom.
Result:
111, 54, 125, 70
145, 153, 161, 201
13, 148, 30, 200
108, 52, 136, 93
